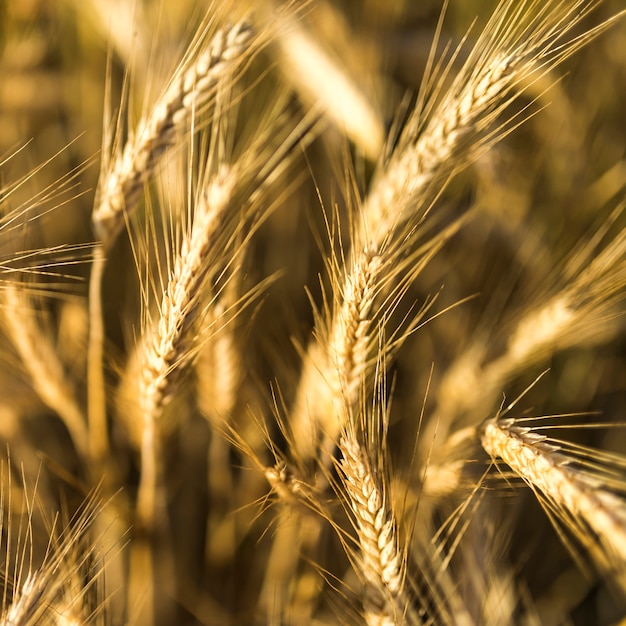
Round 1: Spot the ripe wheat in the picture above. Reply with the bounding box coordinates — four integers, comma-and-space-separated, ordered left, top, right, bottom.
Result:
0, 0, 624, 624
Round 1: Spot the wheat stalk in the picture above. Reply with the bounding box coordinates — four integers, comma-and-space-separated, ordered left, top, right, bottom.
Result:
87, 17, 254, 467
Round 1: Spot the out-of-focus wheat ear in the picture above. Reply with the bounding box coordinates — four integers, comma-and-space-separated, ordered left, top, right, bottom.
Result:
481, 418, 626, 593
0, 463, 116, 626
196, 297, 240, 532
520, 565, 597, 626
70, 0, 150, 70
420, 427, 477, 499
426, 207, 625, 459
0, 282, 88, 460
262, 4, 384, 160
358, 0, 625, 250
87, 15, 255, 468
195, 282, 246, 574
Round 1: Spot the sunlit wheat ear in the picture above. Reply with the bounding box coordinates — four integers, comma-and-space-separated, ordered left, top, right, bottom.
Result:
0, 283, 87, 460
481, 417, 626, 593
339, 435, 418, 626
92, 16, 255, 248
359, 0, 625, 249
329, 346, 419, 626
291, 208, 458, 464
133, 166, 237, 530
70, 0, 150, 71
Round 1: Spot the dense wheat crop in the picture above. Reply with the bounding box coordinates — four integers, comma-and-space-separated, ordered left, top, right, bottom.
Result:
0, 0, 625, 624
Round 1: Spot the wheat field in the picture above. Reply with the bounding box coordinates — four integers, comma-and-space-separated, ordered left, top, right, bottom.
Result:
0, 0, 625, 624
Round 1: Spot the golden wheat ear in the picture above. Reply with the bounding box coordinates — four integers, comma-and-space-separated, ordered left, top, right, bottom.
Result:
360, 0, 625, 249
481, 416, 626, 596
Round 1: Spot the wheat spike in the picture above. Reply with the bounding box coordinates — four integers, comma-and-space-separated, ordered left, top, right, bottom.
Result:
482, 418, 626, 591
0, 283, 88, 459
92, 19, 253, 248
268, 7, 384, 160
339, 434, 419, 626
134, 169, 235, 529
291, 249, 382, 459
359, 0, 624, 249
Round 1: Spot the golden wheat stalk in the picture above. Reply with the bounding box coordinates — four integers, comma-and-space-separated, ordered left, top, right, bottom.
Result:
87, 16, 254, 467
482, 418, 626, 592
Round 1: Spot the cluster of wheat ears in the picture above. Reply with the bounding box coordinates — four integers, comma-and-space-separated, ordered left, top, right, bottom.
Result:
0, 0, 625, 624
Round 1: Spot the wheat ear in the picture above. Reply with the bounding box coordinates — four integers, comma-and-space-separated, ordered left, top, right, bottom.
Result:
359, 0, 624, 249
92, 19, 253, 248
0, 480, 110, 626
291, 249, 382, 460
267, 7, 384, 160
339, 434, 418, 626
482, 418, 626, 591
134, 169, 235, 531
